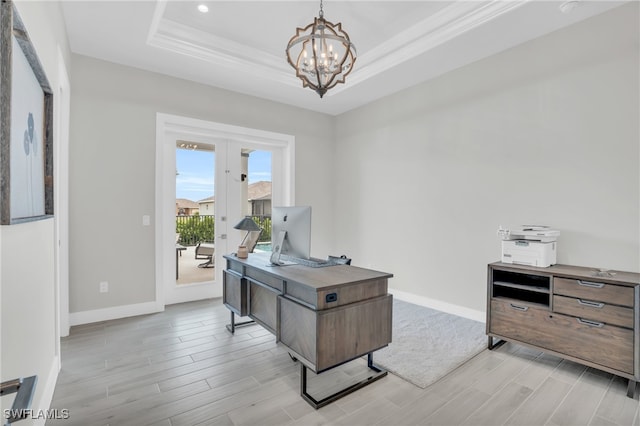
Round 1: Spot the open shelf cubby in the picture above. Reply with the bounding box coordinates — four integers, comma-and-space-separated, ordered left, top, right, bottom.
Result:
492, 269, 551, 306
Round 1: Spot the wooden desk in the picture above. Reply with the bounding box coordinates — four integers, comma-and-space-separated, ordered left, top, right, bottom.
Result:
223, 252, 393, 408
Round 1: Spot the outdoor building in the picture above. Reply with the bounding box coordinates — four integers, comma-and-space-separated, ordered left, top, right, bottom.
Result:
175, 198, 199, 216
198, 196, 214, 215
195, 181, 272, 217
247, 181, 271, 216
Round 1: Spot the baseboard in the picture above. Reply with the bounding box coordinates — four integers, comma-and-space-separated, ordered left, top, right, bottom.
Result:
69, 301, 164, 326
389, 288, 486, 323
33, 355, 60, 426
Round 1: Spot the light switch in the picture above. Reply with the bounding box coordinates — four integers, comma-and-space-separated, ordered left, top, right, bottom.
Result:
142, 215, 151, 226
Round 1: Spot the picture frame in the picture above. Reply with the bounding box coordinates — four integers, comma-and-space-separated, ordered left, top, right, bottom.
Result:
0, 0, 54, 225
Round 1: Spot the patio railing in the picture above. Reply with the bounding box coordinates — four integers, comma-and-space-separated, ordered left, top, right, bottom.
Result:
176, 214, 271, 246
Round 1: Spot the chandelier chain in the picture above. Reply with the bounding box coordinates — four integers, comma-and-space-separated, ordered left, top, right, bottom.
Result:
319, 0, 324, 19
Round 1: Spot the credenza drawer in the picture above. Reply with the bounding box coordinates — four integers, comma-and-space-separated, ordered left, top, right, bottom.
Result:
490, 298, 634, 374
554, 277, 634, 308
553, 295, 634, 329
490, 299, 550, 344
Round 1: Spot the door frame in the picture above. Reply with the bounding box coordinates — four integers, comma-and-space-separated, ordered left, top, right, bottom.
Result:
155, 113, 295, 307
55, 47, 71, 341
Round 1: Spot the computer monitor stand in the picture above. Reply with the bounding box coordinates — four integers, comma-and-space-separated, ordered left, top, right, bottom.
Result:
269, 230, 294, 266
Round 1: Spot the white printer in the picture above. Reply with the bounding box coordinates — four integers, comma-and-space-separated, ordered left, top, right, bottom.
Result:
497, 225, 560, 267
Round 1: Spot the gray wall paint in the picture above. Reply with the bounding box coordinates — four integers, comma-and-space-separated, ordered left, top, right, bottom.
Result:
334, 3, 639, 313
69, 3, 638, 318
69, 55, 335, 313
1, 0, 71, 413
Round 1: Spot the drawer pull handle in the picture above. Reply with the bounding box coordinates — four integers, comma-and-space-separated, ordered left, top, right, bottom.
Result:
509, 303, 529, 312
577, 280, 605, 289
577, 299, 604, 309
577, 318, 604, 328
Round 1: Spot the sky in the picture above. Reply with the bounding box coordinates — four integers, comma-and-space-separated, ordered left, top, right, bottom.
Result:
176, 148, 272, 202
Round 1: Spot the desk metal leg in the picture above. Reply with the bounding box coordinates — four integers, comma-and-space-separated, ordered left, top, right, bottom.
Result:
488, 335, 506, 350
225, 311, 255, 334
300, 352, 387, 409
627, 379, 637, 399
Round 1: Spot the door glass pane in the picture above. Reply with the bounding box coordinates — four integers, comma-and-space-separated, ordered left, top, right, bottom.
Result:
175, 141, 215, 284
242, 149, 272, 253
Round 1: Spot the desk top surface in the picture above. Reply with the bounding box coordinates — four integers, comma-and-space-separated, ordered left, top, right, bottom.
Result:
225, 252, 393, 290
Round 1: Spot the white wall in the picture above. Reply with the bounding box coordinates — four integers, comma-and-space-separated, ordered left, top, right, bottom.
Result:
1, 0, 72, 418
1, 221, 56, 415
334, 3, 639, 316
68, 55, 335, 316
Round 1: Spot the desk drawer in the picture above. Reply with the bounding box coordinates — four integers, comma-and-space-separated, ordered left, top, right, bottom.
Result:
553, 295, 634, 329
286, 278, 389, 310
554, 278, 634, 308
249, 280, 280, 334
223, 270, 247, 316
279, 294, 393, 372
246, 268, 283, 292
490, 298, 634, 374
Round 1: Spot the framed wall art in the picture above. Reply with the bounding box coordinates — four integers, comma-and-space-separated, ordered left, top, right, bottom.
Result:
0, 0, 54, 225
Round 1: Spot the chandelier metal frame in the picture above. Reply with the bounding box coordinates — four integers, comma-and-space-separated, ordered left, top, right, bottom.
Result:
285, 1, 357, 98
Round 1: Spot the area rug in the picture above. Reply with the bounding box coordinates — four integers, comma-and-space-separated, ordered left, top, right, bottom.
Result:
374, 299, 487, 388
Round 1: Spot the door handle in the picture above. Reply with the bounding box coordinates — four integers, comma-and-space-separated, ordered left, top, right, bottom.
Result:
219, 234, 227, 239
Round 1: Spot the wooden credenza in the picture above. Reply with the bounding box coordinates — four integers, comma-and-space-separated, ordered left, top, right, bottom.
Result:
486, 262, 640, 398
223, 253, 393, 408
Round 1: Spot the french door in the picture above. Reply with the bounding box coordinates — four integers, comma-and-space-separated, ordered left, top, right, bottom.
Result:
156, 114, 294, 306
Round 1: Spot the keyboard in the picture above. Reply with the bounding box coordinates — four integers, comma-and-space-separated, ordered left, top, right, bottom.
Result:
280, 255, 335, 268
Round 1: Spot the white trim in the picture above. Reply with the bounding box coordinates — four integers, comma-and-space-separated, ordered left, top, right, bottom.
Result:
33, 355, 60, 426
69, 301, 163, 326
389, 288, 486, 323
55, 46, 71, 339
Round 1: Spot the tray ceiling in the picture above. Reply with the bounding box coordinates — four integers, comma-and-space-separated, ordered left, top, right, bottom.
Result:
62, 1, 627, 115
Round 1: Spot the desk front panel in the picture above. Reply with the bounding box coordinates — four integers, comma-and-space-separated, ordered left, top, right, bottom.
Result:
223, 270, 247, 316
248, 279, 279, 334
279, 293, 393, 372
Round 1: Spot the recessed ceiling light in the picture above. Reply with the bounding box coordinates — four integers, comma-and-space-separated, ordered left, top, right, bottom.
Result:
197, 4, 209, 13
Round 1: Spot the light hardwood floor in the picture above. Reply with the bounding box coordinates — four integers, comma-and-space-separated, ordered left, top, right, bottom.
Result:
49, 298, 640, 426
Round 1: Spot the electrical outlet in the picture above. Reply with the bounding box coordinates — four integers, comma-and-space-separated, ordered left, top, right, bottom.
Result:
99, 281, 109, 293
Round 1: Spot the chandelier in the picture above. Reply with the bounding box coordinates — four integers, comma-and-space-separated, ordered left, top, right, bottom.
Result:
285, 0, 357, 98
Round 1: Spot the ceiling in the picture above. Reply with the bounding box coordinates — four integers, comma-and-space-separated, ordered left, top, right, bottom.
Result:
61, 1, 626, 116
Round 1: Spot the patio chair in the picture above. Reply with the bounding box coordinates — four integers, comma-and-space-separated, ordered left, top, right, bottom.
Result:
195, 242, 215, 259
196, 241, 215, 268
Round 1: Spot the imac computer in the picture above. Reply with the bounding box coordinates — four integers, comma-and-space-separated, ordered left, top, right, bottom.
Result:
270, 206, 311, 266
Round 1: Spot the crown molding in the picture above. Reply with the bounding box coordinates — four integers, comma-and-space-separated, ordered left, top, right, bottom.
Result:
147, 0, 529, 98
147, 2, 296, 87
333, 0, 529, 94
